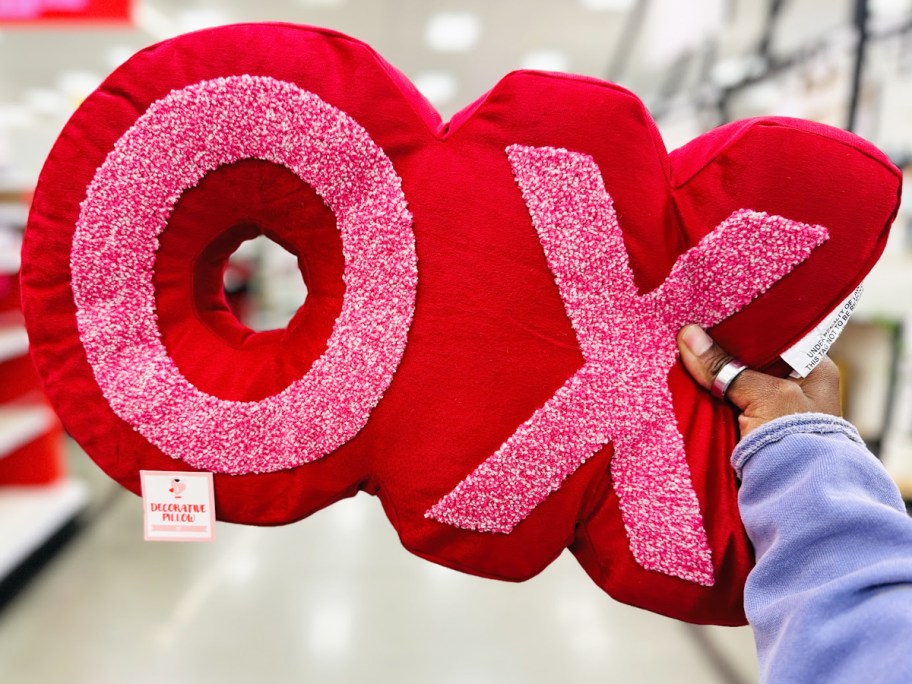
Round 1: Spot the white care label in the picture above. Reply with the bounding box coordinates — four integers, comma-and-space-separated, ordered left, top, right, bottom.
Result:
140, 470, 216, 542
780, 284, 863, 378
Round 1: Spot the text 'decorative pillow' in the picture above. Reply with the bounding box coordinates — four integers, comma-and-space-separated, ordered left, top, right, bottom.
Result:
21, 23, 901, 626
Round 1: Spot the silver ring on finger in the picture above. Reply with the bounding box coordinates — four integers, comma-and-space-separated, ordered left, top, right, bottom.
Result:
711, 359, 748, 399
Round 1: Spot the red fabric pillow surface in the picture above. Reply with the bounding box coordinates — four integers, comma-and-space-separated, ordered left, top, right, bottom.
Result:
21, 23, 901, 625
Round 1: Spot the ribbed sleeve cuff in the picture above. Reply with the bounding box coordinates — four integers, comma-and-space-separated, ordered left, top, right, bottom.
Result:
731, 413, 866, 479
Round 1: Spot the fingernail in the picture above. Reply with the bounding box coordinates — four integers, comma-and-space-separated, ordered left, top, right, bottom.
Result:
681, 325, 713, 356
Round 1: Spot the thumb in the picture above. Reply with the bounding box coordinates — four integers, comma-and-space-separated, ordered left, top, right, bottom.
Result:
677, 325, 843, 436
676, 325, 751, 409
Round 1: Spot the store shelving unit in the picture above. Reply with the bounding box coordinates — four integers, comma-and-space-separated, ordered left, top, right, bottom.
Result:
0, 205, 88, 587
624, 0, 912, 502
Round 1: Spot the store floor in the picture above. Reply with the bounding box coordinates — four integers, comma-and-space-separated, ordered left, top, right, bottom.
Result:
0, 441, 759, 684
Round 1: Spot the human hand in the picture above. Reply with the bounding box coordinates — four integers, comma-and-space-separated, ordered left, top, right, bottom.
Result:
676, 324, 842, 438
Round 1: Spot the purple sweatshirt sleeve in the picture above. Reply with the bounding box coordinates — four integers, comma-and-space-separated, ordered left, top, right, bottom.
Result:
732, 413, 912, 683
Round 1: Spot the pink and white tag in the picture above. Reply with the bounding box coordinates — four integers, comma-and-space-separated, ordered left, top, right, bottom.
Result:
140, 470, 216, 542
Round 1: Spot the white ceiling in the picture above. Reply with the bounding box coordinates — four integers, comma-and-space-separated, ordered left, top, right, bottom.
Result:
1, 0, 911, 184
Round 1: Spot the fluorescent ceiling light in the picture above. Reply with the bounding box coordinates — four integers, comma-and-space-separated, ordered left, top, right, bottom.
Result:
580, 0, 636, 10
177, 8, 232, 33
134, 2, 177, 40
521, 50, 571, 73
413, 71, 458, 106
646, 0, 725, 65
870, 0, 911, 18
425, 12, 481, 52
710, 55, 766, 88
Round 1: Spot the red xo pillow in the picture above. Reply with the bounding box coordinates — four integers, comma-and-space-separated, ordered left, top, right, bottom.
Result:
21, 23, 901, 625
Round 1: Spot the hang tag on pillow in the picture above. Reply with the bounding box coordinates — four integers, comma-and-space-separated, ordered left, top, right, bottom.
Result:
780, 284, 864, 377
140, 471, 216, 542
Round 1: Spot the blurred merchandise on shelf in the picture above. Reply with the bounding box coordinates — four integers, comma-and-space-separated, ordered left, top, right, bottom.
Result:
0, 0, 132, 25
0, 195, 87, 586
225, 235, 308, 332
829, 320, 898, 448
881, 315, 912, 499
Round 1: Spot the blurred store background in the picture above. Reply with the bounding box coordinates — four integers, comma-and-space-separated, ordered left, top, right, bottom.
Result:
0, 1, 911, 682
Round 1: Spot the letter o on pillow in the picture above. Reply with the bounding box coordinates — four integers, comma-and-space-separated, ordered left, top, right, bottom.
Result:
71, 75, 417, 475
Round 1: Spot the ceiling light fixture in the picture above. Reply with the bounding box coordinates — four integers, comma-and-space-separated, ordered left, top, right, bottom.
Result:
413, 71, 458, 106
521, 50, 571, 73
580, 0, 636, 11
869, 0, 911, 18
176, 9, 232, 33
294, 0, 347, 6
133, 2, 178, 40
425, 12, 481, 52
647, 0, 725, 65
